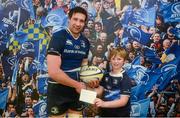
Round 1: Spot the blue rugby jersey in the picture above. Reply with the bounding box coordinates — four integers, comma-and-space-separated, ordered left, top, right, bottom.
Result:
47, 29, 90, 71
100, 70, 132, 115
100, 70, 131, 101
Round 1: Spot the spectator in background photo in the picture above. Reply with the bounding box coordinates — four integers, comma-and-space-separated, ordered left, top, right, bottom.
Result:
94, 21, 103, 39
44, 0, 53, 11
83, 26, 96, 47
0, 63, 4, 80
96, 32, 108, 53
162, 39, 171, 52
26, 107, 34, 118
3, 102, 15, 117
79, 1, 94, 19
132, 41, 142, 56
87, 19, 96, 40
52, 0, 64, 9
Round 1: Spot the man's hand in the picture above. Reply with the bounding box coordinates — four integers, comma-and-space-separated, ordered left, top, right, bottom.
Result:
75, 82, 86, 94
87, 79, 99, 88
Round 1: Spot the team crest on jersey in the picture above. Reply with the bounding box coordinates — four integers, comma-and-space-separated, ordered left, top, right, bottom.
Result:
74, 45, 80, 49
112, 79, 118, 85
80, 40, 86, 48
66, 39, 73, 46
106, 85, 111, 90
105, 77, 109, 82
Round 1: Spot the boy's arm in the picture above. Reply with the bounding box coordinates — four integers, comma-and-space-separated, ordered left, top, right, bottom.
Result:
95, 95, 129, 108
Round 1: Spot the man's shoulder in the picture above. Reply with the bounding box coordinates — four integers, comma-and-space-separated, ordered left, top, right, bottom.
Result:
80, 34, 90, 44
53, 29, 67, 35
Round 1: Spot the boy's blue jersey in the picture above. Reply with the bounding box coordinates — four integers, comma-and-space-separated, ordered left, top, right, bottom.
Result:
47, 29, 90, 71
101, 70, 131, 101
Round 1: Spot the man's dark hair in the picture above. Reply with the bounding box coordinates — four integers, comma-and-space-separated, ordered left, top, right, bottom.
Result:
68, 6, 88, 22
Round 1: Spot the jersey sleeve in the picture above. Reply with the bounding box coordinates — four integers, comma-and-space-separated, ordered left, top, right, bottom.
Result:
100, 73, 108, 87
47, 30, 66, 56
120, 72, 131, 96
83, 36, 90, 58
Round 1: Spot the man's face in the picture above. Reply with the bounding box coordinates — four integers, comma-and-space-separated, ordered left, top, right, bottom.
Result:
25, 97, 32, 105
132, 41, 140, 49
99, 33, 107, 43
153, 33, 160, 43
81, 3, 88, 11
83, 28, 90, 37
87, 20, 94, 29
68, 13, 86, 36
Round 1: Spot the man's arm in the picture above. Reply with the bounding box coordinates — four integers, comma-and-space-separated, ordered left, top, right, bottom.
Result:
47, 54, 85, 93
81, 58, 88, 66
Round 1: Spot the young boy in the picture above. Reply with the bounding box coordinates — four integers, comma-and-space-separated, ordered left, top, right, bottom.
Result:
94, 47, 131, 117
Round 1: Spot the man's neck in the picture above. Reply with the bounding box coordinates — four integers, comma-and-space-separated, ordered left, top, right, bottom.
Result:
67, 28, 80, 39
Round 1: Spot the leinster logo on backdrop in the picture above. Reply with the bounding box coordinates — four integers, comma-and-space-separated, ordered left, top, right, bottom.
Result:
128, 26, 141, 42
130, 102, 141, 117
19, 0, 30, 11
171, 2, 180, 14
142, 10, 150, 23
159, 63, 177, 81
19, 42, 35, 58
21, 42, 34, 53
136, 69, 149, 85
161, 64, 177, 73
7, 56, 16, 66
46, 14, 62, 26
45, 8, 67, 27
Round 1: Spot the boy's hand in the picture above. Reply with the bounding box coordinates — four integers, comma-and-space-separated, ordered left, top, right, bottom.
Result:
94, 98, 105, 107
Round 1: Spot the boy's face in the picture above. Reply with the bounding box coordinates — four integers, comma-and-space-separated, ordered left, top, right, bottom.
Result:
110, 55, 125, 70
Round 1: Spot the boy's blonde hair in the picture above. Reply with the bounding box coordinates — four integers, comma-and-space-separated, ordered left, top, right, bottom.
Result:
108, 47, 128, 60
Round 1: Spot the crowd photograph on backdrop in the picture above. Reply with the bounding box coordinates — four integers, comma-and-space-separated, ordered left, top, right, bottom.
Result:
0, 0, 180, 117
